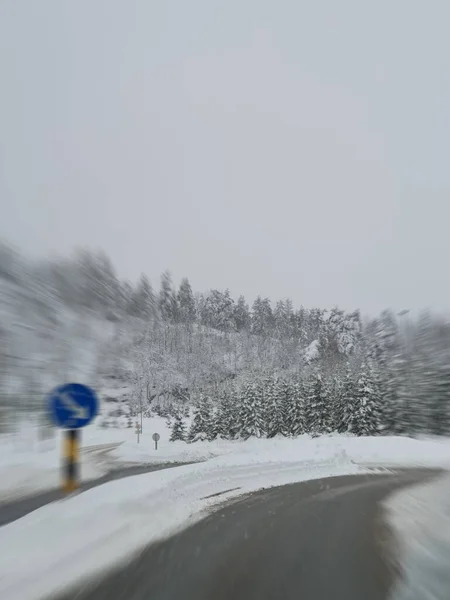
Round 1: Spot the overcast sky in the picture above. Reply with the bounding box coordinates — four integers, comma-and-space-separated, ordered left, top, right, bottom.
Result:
1, 1, 449, 314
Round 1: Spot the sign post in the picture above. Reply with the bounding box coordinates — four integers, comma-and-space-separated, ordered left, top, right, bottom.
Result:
152, 432, 160, 450
135, 421, 141, 443
47, 383, 99, 493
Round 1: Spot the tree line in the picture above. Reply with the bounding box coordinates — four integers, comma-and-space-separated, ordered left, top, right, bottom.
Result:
169, 366, 381, 442
2, 242, 450, 441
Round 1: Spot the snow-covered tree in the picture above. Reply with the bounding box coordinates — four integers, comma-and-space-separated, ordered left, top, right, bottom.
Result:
201, 289, 235, 332
288, 380, 306, 437
213, 389, 238, 439
251, 297, 274, 335
178, 278, 196, 325
234, 295, 251, 332
334, 365, 355, 433
170, 413, 187, 441
274, 300, 294, 339
159, 270, 175, 322
350, 366, 382, 436
237, 381, 266, 439
305, 373, 329, 435
131, 274, 155, 319
188, 394, 213, 441
264, 376, 286, 438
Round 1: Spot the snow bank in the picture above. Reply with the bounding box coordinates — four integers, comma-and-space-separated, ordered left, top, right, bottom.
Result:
2, 435, 450, 600
384, 472, 450, 600
0, 431, 105, 501
3, 415, 450, 501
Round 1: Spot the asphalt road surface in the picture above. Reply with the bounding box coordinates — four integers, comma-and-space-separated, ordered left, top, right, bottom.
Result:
53, 469, 437, 600
0, 462, 191, 527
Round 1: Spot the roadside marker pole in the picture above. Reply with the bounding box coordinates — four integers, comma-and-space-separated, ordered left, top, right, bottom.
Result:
47, 383, 99, 495
63, 429, 80, 493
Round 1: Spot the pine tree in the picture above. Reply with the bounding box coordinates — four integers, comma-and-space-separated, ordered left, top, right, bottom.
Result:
170, 413, 187, 441
188, 395, 213, 442
237, 381, 266, 439
208, 409, 222, 441
264, 376, 286, 438
159, 270, 174, 321
289, 380, 306, 436
234, 295, 251, 332
351, 366, 382, 436
337, 365, 357, 433
251, 297, 274, 336
430, 366, 450, 436
305, 373, 329, 435
131, 274, 155, 318
178, 278, 196, 325
214, 389, 237, 439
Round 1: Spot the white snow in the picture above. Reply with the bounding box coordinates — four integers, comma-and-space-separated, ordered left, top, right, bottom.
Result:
384, 472, 450, 599
4, 412, 450, 502
304, 339, 319, 362
2, 434, 450, 600
3, 413, 450, 502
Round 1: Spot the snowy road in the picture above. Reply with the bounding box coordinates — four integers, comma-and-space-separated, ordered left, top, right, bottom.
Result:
0, 461, 193, 527
53, 470, 436, 600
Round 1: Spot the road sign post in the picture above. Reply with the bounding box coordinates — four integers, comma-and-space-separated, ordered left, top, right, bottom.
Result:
63, 429, 79, 493
152, 432, 160, 450
135, 421, 142, 443
47, 383, 99, 493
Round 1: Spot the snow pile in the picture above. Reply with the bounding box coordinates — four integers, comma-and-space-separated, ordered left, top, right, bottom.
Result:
384, 472, 450, 600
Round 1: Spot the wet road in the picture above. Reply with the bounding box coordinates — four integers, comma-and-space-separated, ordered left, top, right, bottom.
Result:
54, 469, 436, 600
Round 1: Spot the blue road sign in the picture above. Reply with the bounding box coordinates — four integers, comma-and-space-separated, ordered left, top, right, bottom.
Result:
48, 383, 99, 429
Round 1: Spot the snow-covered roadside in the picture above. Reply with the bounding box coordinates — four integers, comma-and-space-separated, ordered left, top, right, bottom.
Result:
2, 435, 450, 600
384, 473, 450, 600
0, 416, 203, 501
0, 454, 362, 600
0, 435, 106, 502
3, 415, 450, 502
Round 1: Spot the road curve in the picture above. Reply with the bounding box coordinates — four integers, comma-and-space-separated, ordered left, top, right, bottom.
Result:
53, 469, 437, 600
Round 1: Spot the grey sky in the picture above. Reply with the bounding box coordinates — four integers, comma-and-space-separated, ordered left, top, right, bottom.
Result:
1, 1, 449, 314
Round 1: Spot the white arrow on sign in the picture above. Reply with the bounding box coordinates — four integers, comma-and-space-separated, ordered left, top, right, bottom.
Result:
59, 392, 89, 421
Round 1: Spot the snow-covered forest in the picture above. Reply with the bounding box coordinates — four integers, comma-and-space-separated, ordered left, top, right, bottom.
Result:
1, 241, 450, 441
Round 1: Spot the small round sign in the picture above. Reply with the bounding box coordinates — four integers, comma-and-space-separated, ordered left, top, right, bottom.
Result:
152, 433, 160, 442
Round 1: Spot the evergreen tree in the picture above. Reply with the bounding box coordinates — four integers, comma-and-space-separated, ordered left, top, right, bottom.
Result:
251, 297, 274, 336
337, 365, 357, 433
430, 366, 450, 436
131, 274, 155, 318
170, 413, 187, 441
288, 380, 306, 437
178, 278, 196, 325
201, 289, 235, 332
159, 270, 174, 321
274, 300, 294, 339
188, 395, 213, 442
237, 381, 266, 439
208, 409, 222, 441
234, 295, 251, 332
305, 373, 329, 435
264, 376, 286, 438
214, 389, 237, 439
351, 366, 382, 436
